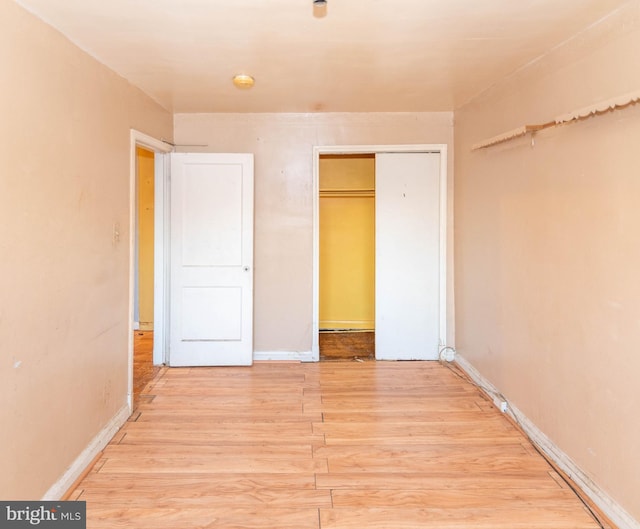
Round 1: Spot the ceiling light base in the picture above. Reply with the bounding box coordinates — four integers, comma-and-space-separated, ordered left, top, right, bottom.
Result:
232, 74, 255, 89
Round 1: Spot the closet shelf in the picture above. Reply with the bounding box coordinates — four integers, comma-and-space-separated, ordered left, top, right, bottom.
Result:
320, 189, 375, 197
472, 89, 640, 151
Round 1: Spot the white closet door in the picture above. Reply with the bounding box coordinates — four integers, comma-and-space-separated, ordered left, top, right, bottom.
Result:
375, 152, 441, 360
169, 153, 253, 366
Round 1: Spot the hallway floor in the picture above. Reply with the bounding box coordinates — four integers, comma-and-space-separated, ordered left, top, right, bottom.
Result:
132, 331, 161, 410
69, 361, 603, 528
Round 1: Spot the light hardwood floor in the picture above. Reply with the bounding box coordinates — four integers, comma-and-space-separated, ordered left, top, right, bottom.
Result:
69, 361, 606, 529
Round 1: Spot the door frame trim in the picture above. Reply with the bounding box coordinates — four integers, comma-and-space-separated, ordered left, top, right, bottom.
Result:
312, 144, 448, 362
128, 130, 172, 410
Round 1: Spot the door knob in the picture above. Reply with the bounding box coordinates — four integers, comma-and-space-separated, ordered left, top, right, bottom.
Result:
243, 266, 251, 272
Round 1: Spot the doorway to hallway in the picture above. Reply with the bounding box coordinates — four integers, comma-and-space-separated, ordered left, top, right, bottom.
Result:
128, 130, 172, 410
133, 147, 156, 405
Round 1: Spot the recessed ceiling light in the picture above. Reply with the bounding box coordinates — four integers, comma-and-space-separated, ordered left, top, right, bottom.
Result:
233, 74, 255, 89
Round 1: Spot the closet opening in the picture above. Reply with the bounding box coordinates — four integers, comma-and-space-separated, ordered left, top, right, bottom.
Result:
319, 154, 375, 361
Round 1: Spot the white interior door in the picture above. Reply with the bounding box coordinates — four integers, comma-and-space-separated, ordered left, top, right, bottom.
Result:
169, 153, 253, 366
375, 152, 441, 360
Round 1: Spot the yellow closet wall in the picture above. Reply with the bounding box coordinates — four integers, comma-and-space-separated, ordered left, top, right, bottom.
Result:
319, 155, 375, 330
137, 147, 154, 329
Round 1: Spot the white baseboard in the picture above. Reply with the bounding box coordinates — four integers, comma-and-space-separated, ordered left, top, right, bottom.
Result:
455, 354, 640, 529
42, 403, 130, 500
253, 350, 315, 362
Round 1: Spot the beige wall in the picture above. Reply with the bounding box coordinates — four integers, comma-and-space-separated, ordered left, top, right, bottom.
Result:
137, 147, 155, 328
0, 0, 172, 498
454, 1, 640, 521
174, 112, 454, 353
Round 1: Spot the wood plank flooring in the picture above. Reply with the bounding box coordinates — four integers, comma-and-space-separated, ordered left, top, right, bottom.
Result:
70, 361, 604, 529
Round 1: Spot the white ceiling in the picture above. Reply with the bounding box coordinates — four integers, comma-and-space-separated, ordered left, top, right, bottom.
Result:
16, 0, 629, 113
